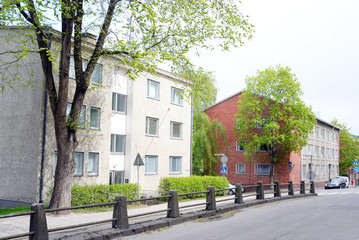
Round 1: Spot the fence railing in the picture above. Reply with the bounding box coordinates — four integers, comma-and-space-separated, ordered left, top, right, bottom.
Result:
0, 181, 315, 240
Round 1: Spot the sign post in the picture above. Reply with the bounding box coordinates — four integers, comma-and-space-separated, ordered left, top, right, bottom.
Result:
215, 154, 228, 175
133, 153, 144, 205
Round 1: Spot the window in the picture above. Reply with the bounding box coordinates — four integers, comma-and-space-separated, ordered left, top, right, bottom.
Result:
302, 165, 307, 178
327, 148, 331, 158
235, 119, 241, 129
90, 107, 101, 129
236, 140, 245, 152
54, 152, 83, 176
308, 145, 313, 155
315, 126, 319, 138
170, 121, 182, 139
326, 130, 330, 141
332, 149, 334, 158
88, 153, 99, 176
74, 152, 84, 176
171, 87, 183, 105
335, 133, 339, 143
112, 93, 127, 113
255, 164, 271, 176
69, 56, 102, 84
146, 117, 159, 136
321, 129, 325, 139
66, 103, 86, 128
147, 79, 160, 99
321, 165, 325, 177
315, 165, 320, 176
236, 163, 245, 175
258, 144, 268, 152
321, 147, 325, 158
302, 146, 306, 155
169, 156, 182, 173
315, 146, 320, 157
335, 150, 339, 159
109, 171, 124, 184
110, 134, 125, 154
145, 155, 158, 174
255, 118, 267, 129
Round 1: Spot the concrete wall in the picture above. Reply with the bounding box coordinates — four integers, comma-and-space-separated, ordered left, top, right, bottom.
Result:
0, 28, 44, 202
127, 70, 192, 195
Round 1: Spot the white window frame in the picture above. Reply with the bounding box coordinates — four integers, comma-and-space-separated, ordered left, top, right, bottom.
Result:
69, 56, 102, 84
145, 155, 158, 174
255, 164, 271, 176
315, 126, 319, 138
66, 103, 86, 128
146, 117, 159, 137
54, 151, 84, 176
236, 140, 245, 152
315, 146, 320, 157
87, 152, 99, 176
112, 92, 127, 113
171, 87, 183, 105
90, 107, 101, 129
169, 156, 182, 174
170, 121, 183, 139
110, 134, 126, 154
147, 79, 160, 99
236, 163, 245, 175
321, 146, 325, 158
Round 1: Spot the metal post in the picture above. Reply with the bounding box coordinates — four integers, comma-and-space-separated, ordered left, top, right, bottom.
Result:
112, 195, 129, 229
137, 165, 140, 206
234, 184, 243, 204
274, 181, 281, 197
310, 181, 315, 194
206, 186, 216, 210
29, 203, 48, 240
167, 190, 180, 218
300, 180, 306, 194
288, 181, 294, 195
256, 181, 264, 199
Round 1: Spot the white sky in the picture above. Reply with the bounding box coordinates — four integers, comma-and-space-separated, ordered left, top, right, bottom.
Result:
190, 0, 359, 135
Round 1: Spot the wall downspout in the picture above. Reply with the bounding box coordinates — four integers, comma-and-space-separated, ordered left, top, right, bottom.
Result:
190, 98, 193, 176
39, 33, 53, 203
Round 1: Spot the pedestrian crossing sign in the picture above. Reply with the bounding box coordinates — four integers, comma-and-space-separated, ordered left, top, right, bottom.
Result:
220, 167, 228, 174
353, 160, 359, 166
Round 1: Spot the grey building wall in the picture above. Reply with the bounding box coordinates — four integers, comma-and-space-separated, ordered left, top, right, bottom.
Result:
0, 28, 45, 202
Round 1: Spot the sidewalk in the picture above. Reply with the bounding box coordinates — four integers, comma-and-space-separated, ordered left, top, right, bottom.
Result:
0, 195, 237, 239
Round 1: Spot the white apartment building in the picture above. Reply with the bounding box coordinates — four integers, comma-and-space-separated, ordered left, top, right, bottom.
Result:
0, 27, 192, 203
301, 118, 341, 183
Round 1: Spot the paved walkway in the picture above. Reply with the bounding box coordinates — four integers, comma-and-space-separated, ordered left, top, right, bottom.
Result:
0, 195, 240, 239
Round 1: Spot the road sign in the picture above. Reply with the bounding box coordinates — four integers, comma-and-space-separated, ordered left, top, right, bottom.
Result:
133, 153, 144, 166
220, 167, 228, 174
353, 160, 359, 166
354, 166, 359, 173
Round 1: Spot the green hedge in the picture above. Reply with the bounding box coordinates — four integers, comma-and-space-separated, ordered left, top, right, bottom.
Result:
71, 184, 138, 206
158, 176, 229, 199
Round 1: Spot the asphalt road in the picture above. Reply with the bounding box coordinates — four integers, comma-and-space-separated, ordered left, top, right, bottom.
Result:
122, 187, 359, 240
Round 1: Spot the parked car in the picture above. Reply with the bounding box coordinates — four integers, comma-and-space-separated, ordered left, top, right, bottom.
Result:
338, 176, 350, 188
324, 178, 346, 189
228, 183, 244, 195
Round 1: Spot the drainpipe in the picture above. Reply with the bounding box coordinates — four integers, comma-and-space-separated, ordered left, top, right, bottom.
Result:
190, 100, 193, 175
39, 33, 53, 202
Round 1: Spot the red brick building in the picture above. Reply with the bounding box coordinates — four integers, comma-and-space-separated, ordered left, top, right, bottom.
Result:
204, 91, 302, 185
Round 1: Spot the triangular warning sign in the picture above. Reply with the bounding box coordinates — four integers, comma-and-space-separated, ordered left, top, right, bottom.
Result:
133, 153, 144, 166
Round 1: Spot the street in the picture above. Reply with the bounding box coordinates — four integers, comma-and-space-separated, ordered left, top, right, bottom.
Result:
122, 187, 359, 240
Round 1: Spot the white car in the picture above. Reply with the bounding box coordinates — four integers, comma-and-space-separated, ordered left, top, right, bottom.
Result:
338, 176, 350, 188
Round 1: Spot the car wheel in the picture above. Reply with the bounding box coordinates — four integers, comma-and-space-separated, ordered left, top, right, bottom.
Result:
340, 184, 345, 189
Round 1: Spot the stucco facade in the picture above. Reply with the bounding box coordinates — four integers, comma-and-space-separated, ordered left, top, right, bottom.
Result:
0, 27, 192, 203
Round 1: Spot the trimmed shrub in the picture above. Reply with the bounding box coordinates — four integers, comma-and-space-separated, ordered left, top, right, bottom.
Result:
71, 184, 138, 206
158, 176, 229, 199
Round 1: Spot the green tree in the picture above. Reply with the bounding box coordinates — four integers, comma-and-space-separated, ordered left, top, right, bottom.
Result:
179, 67, 227, 176
0, 0, 253, 208
235, 65, 316, 184
331, 119, 359, 175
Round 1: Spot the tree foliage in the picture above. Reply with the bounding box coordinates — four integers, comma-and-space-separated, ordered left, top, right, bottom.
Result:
0, 0, 253, 208
331, 119, 359, 175
179, 67, 227, 176
235, 65, 316, 183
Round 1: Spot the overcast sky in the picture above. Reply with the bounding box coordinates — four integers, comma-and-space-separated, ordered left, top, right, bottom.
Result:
191, 0, 359, 135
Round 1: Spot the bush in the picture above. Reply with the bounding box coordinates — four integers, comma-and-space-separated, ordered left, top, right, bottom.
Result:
158, 176, 229, 199
71, 184, 138, 206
